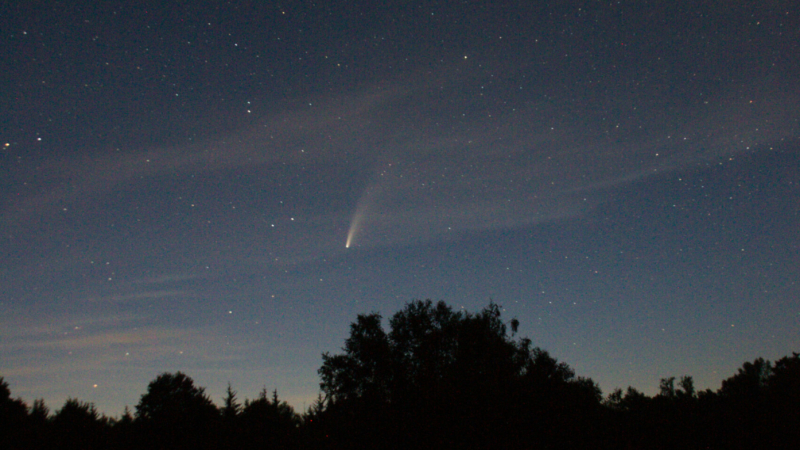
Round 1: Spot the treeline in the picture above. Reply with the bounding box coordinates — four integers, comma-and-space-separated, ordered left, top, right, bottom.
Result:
0, 371, 300, 450
2, 300, 799, 449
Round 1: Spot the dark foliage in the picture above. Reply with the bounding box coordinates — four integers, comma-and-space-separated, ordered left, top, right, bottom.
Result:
134, 371, 220, 450
52, 398, 107, 450
313, 300, 604, 449
237, 388, 301, 449
0, 377, 29, 449
603, 353, 800, 450
1, 302, 798, 449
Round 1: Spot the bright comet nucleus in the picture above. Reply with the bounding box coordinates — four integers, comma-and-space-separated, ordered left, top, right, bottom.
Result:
345, 208, 364, 249
345, 221, 357, 248
346, 182, 380, 249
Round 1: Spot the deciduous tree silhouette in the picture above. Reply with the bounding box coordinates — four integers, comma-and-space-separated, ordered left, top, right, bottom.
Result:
678, 375, 696, 398
316, 300, 604, 449
2, 310, 797, 450
768, 352, 800, 446
720, 357, 771, 399
135, 372, 219, 450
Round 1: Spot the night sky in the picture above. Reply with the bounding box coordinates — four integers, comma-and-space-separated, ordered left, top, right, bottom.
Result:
2, 1, 799, 416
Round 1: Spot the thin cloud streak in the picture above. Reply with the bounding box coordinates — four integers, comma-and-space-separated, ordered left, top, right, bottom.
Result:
3, 76, 795, 258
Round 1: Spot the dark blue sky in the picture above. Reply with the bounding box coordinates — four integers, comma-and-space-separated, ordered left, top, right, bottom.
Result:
2, 1, 798, 416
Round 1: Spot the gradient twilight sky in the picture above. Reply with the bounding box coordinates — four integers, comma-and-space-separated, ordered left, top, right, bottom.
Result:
1, 1, 799, 416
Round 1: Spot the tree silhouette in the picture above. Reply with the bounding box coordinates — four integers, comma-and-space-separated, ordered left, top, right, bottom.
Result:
135, 372, 219, 450
29, 398, 50, 424
238, 388, 300, 449
2, 307, 798, 449
659, 376, 677, 398
52, 398, 107, 450
0, 378, 29, 450
220, 383, 241, 421
320, 312, 392, 403
678, 375, 695, 398
720, 357, 771, 399
109, 406, 136, 450
767, 352, 800, 447
316, 300, 604, 449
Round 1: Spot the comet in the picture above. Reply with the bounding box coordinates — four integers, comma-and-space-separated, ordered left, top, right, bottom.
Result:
345, 184, 379, 248
345, 208, 364, 248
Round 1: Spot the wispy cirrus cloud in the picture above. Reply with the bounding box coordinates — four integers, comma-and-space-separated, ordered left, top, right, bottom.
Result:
3, 71, 795, 256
